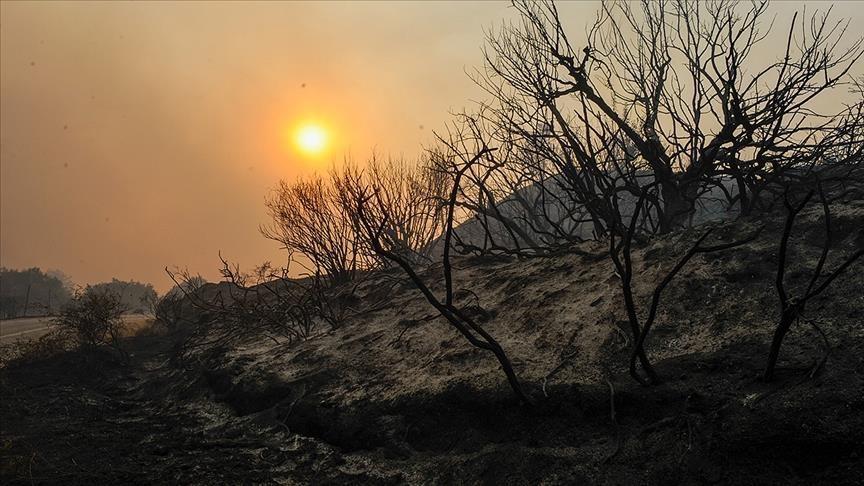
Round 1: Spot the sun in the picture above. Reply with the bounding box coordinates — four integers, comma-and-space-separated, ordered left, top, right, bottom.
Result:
295, 123, 328, 155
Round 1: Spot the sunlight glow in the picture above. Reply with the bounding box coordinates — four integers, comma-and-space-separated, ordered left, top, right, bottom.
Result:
295, 123, 328, 155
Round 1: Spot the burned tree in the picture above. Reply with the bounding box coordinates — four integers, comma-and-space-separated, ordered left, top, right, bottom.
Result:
608, 185, 763, 385
333, 155, 449, 266
261, 177, 367, 284
457, 0, 863, 242
348, 142, 533, 405
263, 156, 450, 283
429, 111, 599, 256
427, 0, 862, 387
763, 181, 863, 381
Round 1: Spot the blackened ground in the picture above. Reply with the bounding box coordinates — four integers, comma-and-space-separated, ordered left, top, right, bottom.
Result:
0, 336, 356, 485
2, 330, 863, 485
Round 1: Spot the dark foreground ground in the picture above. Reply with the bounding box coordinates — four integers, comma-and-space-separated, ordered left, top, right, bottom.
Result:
2, 330, 863, 485
2, 202, 864, 484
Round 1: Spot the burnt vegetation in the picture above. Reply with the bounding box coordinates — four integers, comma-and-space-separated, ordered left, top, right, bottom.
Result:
3, 0, 864, 484
270, 0, 863, 402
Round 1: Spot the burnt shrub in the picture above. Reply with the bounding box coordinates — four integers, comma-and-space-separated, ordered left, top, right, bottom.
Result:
53, 288, 128, 361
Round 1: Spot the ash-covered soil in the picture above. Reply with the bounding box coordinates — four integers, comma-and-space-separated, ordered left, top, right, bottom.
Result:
2, 200, 863, 485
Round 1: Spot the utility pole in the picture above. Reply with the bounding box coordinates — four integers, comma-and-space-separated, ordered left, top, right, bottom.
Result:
23, 283, 32, 317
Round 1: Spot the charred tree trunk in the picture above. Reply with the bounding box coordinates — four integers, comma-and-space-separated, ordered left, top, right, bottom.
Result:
764, 181, 863, 382
763, 305, 801, 382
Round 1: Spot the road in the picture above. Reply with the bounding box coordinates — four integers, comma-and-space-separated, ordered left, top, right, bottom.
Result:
0, 314, 153, 343
0, 316, 54, 343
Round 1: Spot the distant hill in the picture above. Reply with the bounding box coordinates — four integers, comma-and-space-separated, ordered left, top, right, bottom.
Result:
430, 174, 736, 256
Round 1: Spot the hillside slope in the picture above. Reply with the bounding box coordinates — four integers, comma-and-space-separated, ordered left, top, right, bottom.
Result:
183, 197, 864, 484
2, 199, 862, 485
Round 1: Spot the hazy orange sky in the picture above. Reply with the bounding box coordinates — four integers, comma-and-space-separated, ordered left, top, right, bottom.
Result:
1, 1, 861, 292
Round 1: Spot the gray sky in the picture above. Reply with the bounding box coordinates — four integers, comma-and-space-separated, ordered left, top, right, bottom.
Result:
1, 1, 861, 291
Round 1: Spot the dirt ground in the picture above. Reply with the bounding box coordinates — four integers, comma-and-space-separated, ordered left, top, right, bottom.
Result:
2, 201, 863, 485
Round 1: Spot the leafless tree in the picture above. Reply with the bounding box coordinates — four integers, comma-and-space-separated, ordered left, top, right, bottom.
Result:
263, 156, 450, 283
333, 154, 449, 265
422, 0, 861, 387
430, 112, 598, 256
348, 141, 534, 405
456, 0, 863, 242
161, 251, 383, 362
609, 185, 763, 385
763, 180, 863, 381
262, 177, 367, 284
152, 290, 185, 329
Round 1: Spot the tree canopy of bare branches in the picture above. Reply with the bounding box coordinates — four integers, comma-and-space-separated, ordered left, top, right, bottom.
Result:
448, 0, 863, 244
262, 155, 449, 283
262, 177, 366, 284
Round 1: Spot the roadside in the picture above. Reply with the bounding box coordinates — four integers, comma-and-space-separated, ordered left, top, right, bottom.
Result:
0, 314, 154, 344
0, 317, 52, 343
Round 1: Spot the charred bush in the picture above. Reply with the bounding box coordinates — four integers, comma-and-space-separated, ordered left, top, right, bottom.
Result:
52, 288, 129, 361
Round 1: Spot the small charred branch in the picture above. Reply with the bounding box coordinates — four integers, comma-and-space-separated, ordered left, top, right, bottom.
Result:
609, 189, 660, 385
163, 253, 351, 361
763, 182, 864, 381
